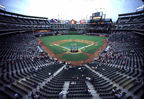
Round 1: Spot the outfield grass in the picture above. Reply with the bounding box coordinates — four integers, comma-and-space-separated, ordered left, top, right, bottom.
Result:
61, 53, 88, 61
39, 35, 106, 43
60, 41, 88, 49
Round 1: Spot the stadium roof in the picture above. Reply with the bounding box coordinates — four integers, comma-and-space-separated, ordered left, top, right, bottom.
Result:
0, 9, 48, 19
119, 9, 144, 16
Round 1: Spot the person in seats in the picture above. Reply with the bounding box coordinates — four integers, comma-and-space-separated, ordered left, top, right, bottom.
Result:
85, 88, 91, 94
33, 83, 38, 88
112, 87, 117, 95
31, 92, 35, 99
88, 88, 91, 94
114, 90, 122, 99
71, 81, 76, 85
90, 77, 94, 82
127, 96, 132, 99
14, 93, 19, 99
84, 88, 89, 94
86, 77, 91, 81
135, 78, 142, 85
33, 92, 39, 99
48, 72, 51, 76
65, 90, 69, 96
59, 91, 63, 99
81, 74, 85, 79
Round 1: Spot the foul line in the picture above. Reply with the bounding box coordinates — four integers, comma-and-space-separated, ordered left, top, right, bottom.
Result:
79, 43, 94, 50
53, 44, 70, 50
52, 43, 95, 52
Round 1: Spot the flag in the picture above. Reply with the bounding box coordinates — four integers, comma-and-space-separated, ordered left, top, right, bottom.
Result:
50, 19, 59, 23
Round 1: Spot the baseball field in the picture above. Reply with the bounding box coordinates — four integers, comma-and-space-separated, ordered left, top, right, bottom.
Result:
39, 35, 107, 65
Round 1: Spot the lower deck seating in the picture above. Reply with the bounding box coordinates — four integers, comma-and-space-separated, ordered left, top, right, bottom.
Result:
0, 32, 144, 99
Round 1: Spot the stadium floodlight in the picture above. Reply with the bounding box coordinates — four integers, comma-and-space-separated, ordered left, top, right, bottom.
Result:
0, 4, 6, 10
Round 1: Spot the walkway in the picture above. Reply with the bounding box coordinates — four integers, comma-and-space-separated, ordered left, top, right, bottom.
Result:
85, 81, 101, 99
62, 81, 70, 99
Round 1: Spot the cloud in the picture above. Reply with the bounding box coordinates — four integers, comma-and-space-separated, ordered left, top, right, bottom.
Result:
1, 0, 143, 21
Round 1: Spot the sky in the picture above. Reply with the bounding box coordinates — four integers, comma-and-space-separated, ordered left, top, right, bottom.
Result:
0, 0, 143, 21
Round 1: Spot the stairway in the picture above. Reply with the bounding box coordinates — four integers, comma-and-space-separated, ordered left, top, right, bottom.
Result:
85, 81, 101, 99
62, 81, 70, 99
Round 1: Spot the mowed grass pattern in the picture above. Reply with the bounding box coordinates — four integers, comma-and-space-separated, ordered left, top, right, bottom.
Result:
39, 35, 106, 61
